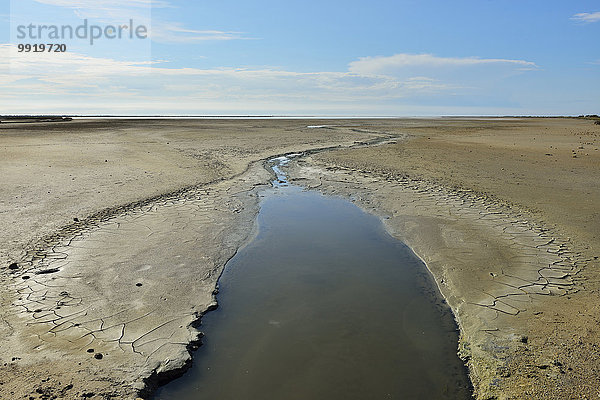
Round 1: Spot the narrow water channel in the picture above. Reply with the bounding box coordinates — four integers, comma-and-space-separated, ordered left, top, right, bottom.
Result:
154, 156, 471, 399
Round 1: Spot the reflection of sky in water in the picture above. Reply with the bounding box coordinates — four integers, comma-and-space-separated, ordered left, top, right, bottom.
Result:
269, 154, 301, 187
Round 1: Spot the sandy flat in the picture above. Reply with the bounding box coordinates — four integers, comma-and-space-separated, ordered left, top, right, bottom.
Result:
1, 118, 599, 399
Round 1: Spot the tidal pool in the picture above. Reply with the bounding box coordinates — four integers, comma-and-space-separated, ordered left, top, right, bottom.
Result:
154, 159, 471, 399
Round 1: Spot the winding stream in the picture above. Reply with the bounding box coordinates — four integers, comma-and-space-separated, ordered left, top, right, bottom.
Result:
154, 156, 471, 399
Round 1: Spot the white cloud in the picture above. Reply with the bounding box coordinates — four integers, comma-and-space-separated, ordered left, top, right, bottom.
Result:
571, 12, 600, 23
27, 0, 248, 43
32, 0, 169, 10
150, 23, 248, 43
30, 0, 164, 21
0, 45, 544, 114
0, 44, 461, 115
349, 53, 538, 75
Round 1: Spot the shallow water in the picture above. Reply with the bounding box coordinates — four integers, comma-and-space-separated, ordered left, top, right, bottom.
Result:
154, 160, 471, 400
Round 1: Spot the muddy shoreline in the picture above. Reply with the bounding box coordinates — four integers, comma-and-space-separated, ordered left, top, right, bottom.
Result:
1, 118, 599, 399
0, 119, 380, 399
288, 157, 584, 399
297, 118, 600, 399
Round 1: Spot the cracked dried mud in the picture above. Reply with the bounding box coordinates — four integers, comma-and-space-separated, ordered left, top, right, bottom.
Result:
1, 118, 599, 399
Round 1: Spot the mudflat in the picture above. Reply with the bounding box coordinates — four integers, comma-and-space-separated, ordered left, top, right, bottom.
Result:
0, 119, 376, 399
1, 118, 599, 399
299, 117, 600, 399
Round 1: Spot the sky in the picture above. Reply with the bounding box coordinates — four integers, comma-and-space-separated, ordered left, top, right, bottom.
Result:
0, 0, 599, 116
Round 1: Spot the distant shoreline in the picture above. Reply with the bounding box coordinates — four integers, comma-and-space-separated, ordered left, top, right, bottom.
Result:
1, 114, 598, 122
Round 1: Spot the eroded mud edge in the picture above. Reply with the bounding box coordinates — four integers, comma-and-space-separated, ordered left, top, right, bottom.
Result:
1, 134, 399, 399
286, 155, 592, 400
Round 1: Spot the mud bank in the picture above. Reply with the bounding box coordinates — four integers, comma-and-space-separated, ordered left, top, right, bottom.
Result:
1, 163, 270, 399
0, 119, 381, 399
288, 152, 596, 399
155, 155, 471, 399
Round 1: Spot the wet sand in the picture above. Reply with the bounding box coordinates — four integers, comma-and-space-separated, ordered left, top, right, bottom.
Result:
1, 118, 599, 399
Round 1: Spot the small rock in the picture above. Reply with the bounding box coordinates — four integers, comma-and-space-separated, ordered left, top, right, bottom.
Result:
136, 282, 143, 287
8, 263, 19, 270
94, 353, 103, 360
86, 349, 94, 353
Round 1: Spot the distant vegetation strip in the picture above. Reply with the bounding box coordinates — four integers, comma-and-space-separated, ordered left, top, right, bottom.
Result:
0, 116, 73, 123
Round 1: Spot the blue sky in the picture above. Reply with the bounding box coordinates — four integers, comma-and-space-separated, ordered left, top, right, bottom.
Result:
1, 0, 599, 115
